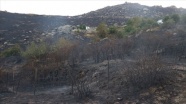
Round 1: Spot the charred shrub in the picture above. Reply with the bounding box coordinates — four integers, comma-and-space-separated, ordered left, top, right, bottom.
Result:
123, 56, 174, 93
0, 70, 8, 92
74, 80, 92, 100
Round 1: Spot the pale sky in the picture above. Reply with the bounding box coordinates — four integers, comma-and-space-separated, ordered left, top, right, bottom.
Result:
0, 0, 186, 16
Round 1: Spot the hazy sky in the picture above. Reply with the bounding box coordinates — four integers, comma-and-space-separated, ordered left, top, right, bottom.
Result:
1, 0, 186, 16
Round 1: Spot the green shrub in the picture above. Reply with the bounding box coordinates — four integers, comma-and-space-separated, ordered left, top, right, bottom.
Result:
0, 44, 21, 57
180, 14, 186, 25
163, 16, 170, 23
53, 38, 73, 51
140, 18, 158, 29
171, 14, 180, 23
162, 14, 180, 28
116, 31, 124, 38
127, 17, 142, 27
78, 24, 86, 30
96, 22, 108, 38
162, 18, 175, 28
123, 17, 158, 36
21, 42, 48, 59
125, 25, 137, 34
109, 26, 117, 34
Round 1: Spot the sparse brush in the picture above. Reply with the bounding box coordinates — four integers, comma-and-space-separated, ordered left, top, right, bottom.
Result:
123, 56, 175, 93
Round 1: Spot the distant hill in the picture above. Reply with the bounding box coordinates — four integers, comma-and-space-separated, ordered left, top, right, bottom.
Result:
1, 2, 186, 50
82, 2, 186, 18
70, 2, 186, 26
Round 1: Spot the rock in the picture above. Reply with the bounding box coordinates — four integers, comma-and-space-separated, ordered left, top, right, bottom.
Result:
140, 92, 150, 97
41, 33, 45, 36
0, 38, 4, 41
7, 43, 15, 46
25, 36, 29, 39
173, 33, 177, 35
4, 42, 7, 45
149, 87, 157, 94
157, 19, 163, 24
117, 97, 123, 101
48, 33, 54, 36
57, 25, 72, 34
92, 71, 99, 78
143, 8, 149, 11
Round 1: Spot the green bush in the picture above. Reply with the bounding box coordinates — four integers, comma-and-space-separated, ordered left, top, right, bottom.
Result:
115, 31, 124, 38
0, 44, 21, 57
95, 17, 159, 38
171, 14, 180, 23
53, 38, 73, 50
21, 42, 48, 59
140, 18, 158, 29
109, 26, 117, 34
162, 18, 175, 28
123, 17, 157, 36
127, 17, 141, 26
78, 25, 86, 30
96, 22, 108, 38
180, 14, 186, 25
163, 16, 170, 23
124, 25, 138, 34
162, 14, 180, 28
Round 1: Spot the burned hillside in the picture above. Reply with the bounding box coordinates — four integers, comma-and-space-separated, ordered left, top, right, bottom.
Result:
1, 2, 186, 104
